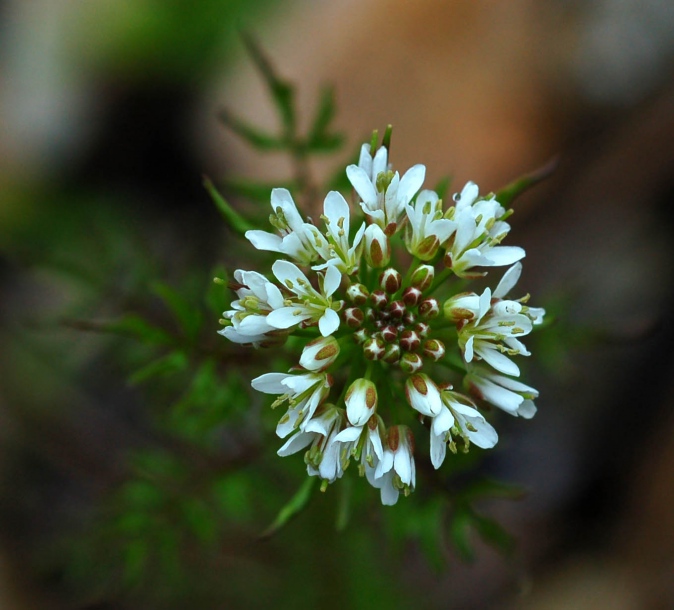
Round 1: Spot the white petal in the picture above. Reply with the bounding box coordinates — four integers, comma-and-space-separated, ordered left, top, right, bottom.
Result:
430, 429, 447, 469
380, 478, 399, 506
323, 191, 350, 233
346, 165, 377, 203
493, 262, 522, 299
245, 230, 283, 253
277, 431, 314, 456
271, 188, 304, 232
476, 345, 521, 377
397, 164, 426, 205
318, 308, 340, 337
467, 418, 498, 448
358, 143, 373, 175
271, 259, 306, 293
517, 400, 537, 419
393, 450, 412, 485
485, 246, 526, 266
371, 145, 388, 178
334, 426, 363, 443
454, 181, 479, 209
251, 372, 289, 394
323, 264, 342, 297
267, 307, 309, 329
464, 335, 475, 362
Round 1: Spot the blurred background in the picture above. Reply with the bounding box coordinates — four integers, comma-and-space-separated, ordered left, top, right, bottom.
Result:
1, 0, 674, 608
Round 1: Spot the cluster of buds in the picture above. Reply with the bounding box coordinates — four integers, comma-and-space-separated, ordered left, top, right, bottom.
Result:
219, 129, 545, 505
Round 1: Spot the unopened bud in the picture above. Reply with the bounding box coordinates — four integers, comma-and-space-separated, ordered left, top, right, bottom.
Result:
379, 268, 402, 294
299, 336, 340, 371
347, 283, 369, 305
363, 337, 386, 360
423, 339, 445, 361
416, 235, 441, 260
399, 352, 423, 373
353, 329, 369, 344
364, 307, 375, 322
402, 286, 422, 307
345, 378, 378, 426
410, 265, 435, 292
415, 322, 430, 338
381, 325, 398, 343
364, 224, 391, 268
383, 343, 401, 363
443, 292, 480, 322
371, 290, 388, 309
389, 300, 406, 319
400, 329, 421, 352
418, 298, 440, 319
403, 311, 416, 326
344, 307, 364, 328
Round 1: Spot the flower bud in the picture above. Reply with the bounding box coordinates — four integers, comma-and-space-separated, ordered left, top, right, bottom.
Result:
383, 343, 402, 363
399, 352, 423, 373
363, 224, 391, 268
381, 325, 398, 343
415, 235, 441, 260
405, 373, 442, 416
345, 379, 378, 426
371, 290, 389, 309
363, 337, 386, 360
402, 286, 422, 307
343, 307, 364, 329
400, 329, 421, 352
389, 300, 406, 319
403, 311, 416, 326
353, 329, 369, 344
414, 322, 430, 338
422, 339, 445, 361
347, 283, 369, 305
299, 336, 340, 371
418, 297, 440, 319
379, 268, 402, 294
443, 292, 481, 322
410, 265, 435, 292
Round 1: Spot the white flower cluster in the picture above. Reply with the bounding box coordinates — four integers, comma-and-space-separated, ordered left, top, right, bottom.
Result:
219, 135, 545, 505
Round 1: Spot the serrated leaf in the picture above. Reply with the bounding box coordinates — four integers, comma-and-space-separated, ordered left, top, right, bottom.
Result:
241, 32, 296, 135
260, 477, 315, 539
203, 176, 255, 235
495, 157, 557, 208
151, 281, 202, 341
127, 350, 188, 385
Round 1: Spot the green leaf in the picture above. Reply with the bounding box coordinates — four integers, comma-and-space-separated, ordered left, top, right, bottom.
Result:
181, 498, 217, 544
260, 477, 316, 539
221, 177, 294, 204
471, 511, 515, 556
205, 266, 229, 315
241, 32, 296, 135
63, 315, 175, 347
151, 281, 202, 342
306, 85, 344, 153
495, 157, 557, 208
449, 504, 476, 562
123, 539, 149, 586
127, 350, 188, 385
462, 478, 527, 503
203, 176, 255, 234
217, 109, 286, 151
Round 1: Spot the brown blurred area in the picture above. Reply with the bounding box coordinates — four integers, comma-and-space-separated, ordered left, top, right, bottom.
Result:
2, 0, 674, 608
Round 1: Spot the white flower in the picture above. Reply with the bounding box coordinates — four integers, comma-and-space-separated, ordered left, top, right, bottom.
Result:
309, 191, 366, 275
405, 373, 443, 417
219, 269, 285, 346
333, 413, 385, 479
444, 182, 525, 278
370, 425, 416, 506
458, 287, 533, 377
404, 189, 455, 260
245, 188, 319, 265
251, 370, 332, 437
465, 364, 538, 418
430, 391, 498, 469
277, 406, 346, 483
346, 143, 425, 234
266, 260, 343, 337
